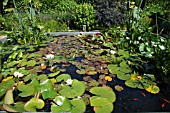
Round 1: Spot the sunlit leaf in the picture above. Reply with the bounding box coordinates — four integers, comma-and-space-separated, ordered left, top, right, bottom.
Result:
90, 87, 116, 103
4, 89, 14, 105
17, 79, 39, 97
40, 79, 57, 99
90, 96, 113, 113
51, 96, 71, 112
70, 99, 86, 113
24, 98, 45, 112
56, 74, 71, 82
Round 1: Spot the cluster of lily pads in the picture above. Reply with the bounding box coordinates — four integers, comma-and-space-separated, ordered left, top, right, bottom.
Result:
0, 34, 160, 112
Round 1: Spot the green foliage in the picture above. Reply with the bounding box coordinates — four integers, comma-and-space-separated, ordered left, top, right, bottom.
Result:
17, 79, 39, 97
40, 79, 57, 99
24, 98, 45, 112
56, 74, 71, 82
89, 87, 116, 103
0, 79, 15, 97
51, 96, 72, 112
72, 3, 97, 30
90, 96, 113, 113
70, 98, 86, 113
59, 79, 85, 98
89, 87, 116, 113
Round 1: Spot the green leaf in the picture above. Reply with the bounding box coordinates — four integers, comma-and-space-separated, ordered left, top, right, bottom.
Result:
5, 61, 19, 68
0, 79, 15, 97
125, 80, 149, 89
27, 53, 42, 59
59, 79, 85, 98
70, 99, 86, 113
14, 102, 25, 112
24, 98, 45, 112
51, 96, 71, 112
90, 87, 116, 103
26, 60, 36, 66
17, 79, 39, 97
90, 96, 113, 113
24, 74, 37, 82
40, 79, 57, 99
4, 89, 14, 105
56, 74, 71, 82
37, 74, 48, 83
48, 71, 60, 77
117, 72, 131, 80
108, 64, 119, 74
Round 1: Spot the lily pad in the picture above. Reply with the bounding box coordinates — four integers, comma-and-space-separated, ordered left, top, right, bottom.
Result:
59, 79, 85, 98
145, 85, 160, 94
56, 74, 71, 82
40, 79, 57, 99
90, 96, 113, 113
48, 70, 60, 77
125, 80, 149, 89
4, 89, 14, 105
24, 98, 45, 112
90, 87, 116, 103
17, 79, 40, 97
70, 98, 86, 113
51, 96, 71, 112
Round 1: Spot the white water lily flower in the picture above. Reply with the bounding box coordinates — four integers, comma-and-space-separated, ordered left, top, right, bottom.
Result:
110, 50, 116, 55
159, 45, 165, 50
66, 79, 73, 85
14, 71, 24, 78
77, 96, 82, 99
46, 54, 54, 59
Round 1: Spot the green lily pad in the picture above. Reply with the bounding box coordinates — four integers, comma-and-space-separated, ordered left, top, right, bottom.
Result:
59, 79, 85, 98
90, 87, 116, 103
125, 80, 149, 89
40, 79, 57, 99
108, 64, 119, 74
17, 79, 40, 97
76, 69, 86, 75
4, 89, 14, 105
51, 96, 71, 112
24, 98, 45, 112
48, 71, 60, 77
13, 102, 25, 112
56, 74, 71, 82
117, 72, 131, 80
90, 96, 113, 113
70, 99, 86, 113
0, 79, 15, 97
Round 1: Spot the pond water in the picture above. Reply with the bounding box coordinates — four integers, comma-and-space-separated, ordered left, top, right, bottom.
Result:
42, 35, 170, 112
1, 35, 170, 112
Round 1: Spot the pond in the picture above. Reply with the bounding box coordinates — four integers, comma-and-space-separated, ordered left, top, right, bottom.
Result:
0, 35, 170, 112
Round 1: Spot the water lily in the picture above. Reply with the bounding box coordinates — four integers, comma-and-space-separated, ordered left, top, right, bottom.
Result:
110, 50, 116, 55
14, 71, 24, 78
66, 79, 73, 85
46, 54, 54, 59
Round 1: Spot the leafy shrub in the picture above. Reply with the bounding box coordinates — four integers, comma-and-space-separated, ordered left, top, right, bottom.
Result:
93, 0, 126, 28
0, 15, 5, 30
72, 3, 97, 30
55, 0, 78, 28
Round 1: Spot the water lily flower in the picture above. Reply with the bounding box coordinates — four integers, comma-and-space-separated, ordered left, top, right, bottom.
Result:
14, 71, 24, 78
66, 79, 73, 85
77, 96, 82, 99
110, 50, 116, 55
46, 54, 54, 59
